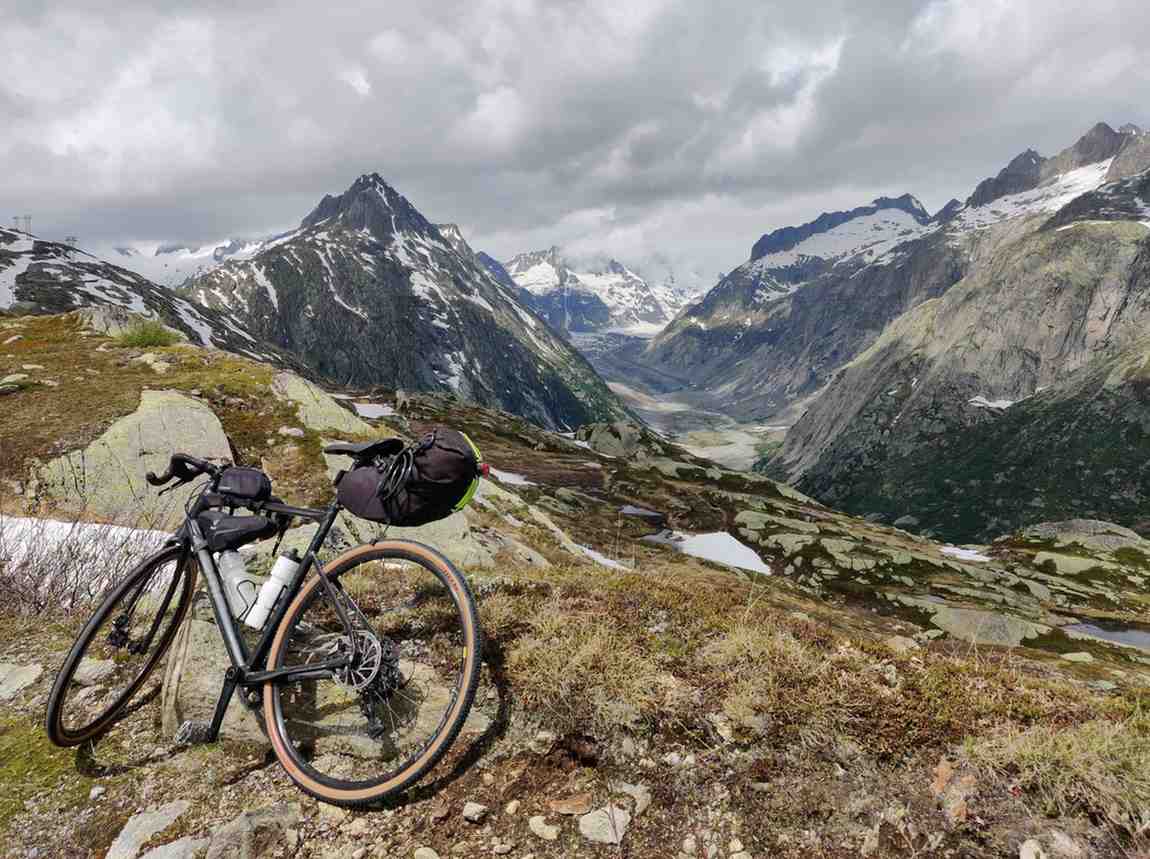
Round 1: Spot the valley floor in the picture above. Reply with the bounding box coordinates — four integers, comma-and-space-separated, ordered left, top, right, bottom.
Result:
569, 331, 786, 471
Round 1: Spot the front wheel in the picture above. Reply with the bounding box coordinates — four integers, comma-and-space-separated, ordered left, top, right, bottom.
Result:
45, 544, 196, 746
263, 541, 482, 806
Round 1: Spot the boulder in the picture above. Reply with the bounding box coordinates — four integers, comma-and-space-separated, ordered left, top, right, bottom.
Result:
0, 662, 43, 701
107, 801, 191, 859
160, 594, 267, 745
574, 421, 660, 460
1022, 520, 1150, 555
204, 802, 300, 859
271, 372, 372, 435
38, 390, 231, 528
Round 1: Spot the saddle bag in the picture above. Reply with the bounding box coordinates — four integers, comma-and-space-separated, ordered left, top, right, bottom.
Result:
337, 427, 485, 527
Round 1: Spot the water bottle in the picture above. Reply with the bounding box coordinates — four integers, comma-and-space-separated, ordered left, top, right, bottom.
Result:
217, 550, 265, 622
243, 549, 301, 630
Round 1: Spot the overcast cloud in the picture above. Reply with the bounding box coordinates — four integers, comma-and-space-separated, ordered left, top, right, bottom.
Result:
3, 0, 1149, 285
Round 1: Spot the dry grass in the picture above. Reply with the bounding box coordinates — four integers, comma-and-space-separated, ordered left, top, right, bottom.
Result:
963, 714, 1150, 835
114, 320, 180, 348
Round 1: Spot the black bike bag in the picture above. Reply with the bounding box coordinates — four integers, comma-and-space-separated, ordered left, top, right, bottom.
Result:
337, 427, 485, 527
216, 466, 272, 502
196, 511, 278, 552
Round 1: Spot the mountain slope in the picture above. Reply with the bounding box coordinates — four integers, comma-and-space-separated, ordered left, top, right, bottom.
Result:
0, 226, 284, 362
504, 247, 685, 334
646, 122, 1147, 426
771, 185, 1150, 539
185, 175, 628, 429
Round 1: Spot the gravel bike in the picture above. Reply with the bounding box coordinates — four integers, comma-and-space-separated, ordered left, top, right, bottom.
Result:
44, 447, 482, 806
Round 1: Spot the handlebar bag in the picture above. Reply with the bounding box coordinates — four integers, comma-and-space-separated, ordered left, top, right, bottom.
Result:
216, 467, 272, 502
337, 427, 485, 527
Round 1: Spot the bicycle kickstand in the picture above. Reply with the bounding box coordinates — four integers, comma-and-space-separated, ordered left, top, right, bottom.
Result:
174, 667, 239, 746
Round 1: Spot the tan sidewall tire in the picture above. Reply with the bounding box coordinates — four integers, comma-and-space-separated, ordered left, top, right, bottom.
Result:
263, 540, 481, 805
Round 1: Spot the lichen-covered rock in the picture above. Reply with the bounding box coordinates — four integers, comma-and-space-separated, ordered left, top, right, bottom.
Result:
37, 390, 232, 528
272, 372, 372, 435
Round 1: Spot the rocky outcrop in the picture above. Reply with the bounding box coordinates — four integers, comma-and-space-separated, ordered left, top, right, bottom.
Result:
36, 390, 233, 528
185, 176, 627, 431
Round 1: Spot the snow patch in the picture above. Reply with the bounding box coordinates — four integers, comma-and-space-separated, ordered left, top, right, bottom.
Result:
645, 530, 771, 574
488, 467, 534, 486
941, 546, 992, 563
352, 402, 396, 419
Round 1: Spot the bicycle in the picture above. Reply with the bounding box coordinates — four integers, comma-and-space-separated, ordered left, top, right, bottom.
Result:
44, 446, 482, 807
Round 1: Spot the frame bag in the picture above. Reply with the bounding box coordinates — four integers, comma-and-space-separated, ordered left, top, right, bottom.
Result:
337, 427, 485, 527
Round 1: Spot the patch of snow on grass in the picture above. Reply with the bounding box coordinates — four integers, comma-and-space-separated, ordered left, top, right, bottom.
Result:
576, 544, 630, 570
488, 467, 534, 486
352, 402, 396, 419
645, 530, 771, 574
941, 546, 992, 563
969, 395, 1015, 410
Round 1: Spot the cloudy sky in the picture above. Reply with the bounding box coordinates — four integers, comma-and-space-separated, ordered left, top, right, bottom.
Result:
3, 0, 1149, 286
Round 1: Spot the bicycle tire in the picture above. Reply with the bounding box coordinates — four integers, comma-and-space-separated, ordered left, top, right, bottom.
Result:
45, 544, 196, 747
263, 540, 482, 806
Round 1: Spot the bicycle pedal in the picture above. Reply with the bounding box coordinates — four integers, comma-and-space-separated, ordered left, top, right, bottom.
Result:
173, 720, 215, 746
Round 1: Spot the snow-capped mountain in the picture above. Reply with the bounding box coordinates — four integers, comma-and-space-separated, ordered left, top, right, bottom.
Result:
503, 247, 685, 334
184, 174, 627, 429
91, 237, 268, 289
0, 226, 287, 362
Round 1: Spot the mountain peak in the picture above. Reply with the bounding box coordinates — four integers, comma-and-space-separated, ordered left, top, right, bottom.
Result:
750, 194, 931, 261
299, 173, 433, 239
435, 223, 472, 257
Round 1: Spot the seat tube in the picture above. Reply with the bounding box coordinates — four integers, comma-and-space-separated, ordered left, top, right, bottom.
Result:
188, 519, 250, 669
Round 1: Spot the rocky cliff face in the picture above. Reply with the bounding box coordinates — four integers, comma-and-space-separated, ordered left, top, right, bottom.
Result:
184, 175, 628, 430
773, 214, 1150, 541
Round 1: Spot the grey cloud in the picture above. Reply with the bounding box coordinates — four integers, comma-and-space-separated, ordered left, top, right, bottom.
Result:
2, 0, 1149, 283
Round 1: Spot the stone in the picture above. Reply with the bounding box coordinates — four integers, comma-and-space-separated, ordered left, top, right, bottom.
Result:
893, 515, 920, 529
90, 786, 107, 801
1019, 839, 1048, 859
528, 816, 559, 841
504, 800, 520, 816
73, 658, 116, 686
462, 802, 488, 823
204, 802, 300, 859
139, 836, 211, 859
578, 805, 631, 846
1060, 652, 1094, 663
0, 662, 42, 700
549, 792, 593, 815
107, 801, 191, 859
492, 842, 514, 855
1047, 830, 1085, 858
0, 373, 29, 385
883, 635, 921, 654
277, 426, 305, 438
351, 850, 367, 859
731, 853, 752, 859
529, 730, 556, 755
272, 371, 373, 435
3, 334, 23, 344
21, 363, 44, 370
609, 781, 651, 816
38, 390, 232, 528
414, 849, 441, 859
161, 597, 267, 745
729, 838, 744, 853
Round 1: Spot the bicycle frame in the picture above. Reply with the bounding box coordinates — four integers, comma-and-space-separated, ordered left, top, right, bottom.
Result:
175, 494, 361, 742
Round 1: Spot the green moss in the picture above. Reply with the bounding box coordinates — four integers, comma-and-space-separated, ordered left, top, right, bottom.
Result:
0, 718, 91, 834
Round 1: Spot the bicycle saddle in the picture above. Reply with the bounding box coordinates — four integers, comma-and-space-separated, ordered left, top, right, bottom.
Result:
323, 438, 405, 460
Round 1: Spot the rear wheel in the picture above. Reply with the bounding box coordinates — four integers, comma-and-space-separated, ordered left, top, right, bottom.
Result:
264, 541, 482, 806
45, 545, 196, 746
